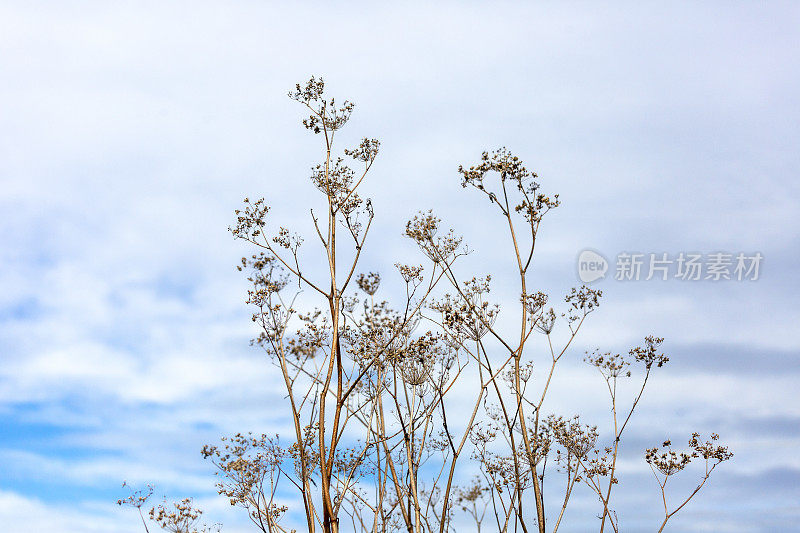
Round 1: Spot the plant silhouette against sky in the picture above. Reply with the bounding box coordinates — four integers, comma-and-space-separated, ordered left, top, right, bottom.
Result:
121, 77, 731, 533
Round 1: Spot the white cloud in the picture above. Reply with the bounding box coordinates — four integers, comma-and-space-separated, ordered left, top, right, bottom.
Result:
0, 490, 139, 533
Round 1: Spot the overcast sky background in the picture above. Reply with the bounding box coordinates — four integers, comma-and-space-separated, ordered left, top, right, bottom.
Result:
1, 2, 799, 532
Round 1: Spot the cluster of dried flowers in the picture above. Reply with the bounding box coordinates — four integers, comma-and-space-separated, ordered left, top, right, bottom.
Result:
118, 482, 220, 533
121, 78, 731, 533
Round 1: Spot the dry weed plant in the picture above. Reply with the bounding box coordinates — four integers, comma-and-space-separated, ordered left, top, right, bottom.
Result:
120, 77, 732, 533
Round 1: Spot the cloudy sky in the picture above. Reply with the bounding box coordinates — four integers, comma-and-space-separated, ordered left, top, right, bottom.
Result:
1, 2, 799, 532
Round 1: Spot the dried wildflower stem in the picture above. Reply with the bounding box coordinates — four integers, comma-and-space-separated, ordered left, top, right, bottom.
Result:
646, 434, 732, 533
114, 77, 735, 533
